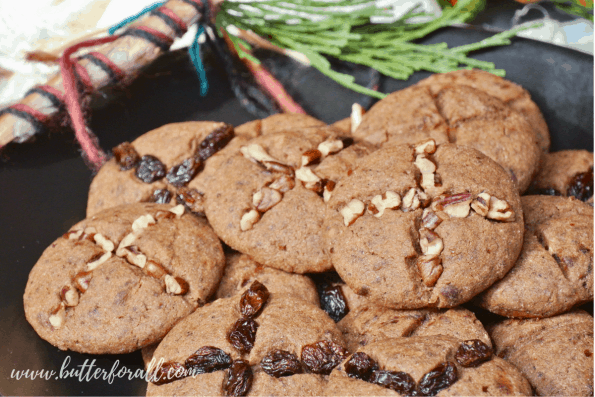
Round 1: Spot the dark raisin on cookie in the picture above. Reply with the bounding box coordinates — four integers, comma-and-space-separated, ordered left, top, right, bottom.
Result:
344, 352, 378, 381
166, 156, 203, 187
223, 360, 253, 397
370, 370, 417, 395
112, 142, 140, 170
150, 189, 173, 204
239, 280, 269, 318
418, 361, 458, 396
197, 124, 234, 161
185, 346, 232, 375
228, 318, 259, 353
260, 350, 302, 378
151, 361, 187, 385
319, 284, 349, 322
301, 340, 347, 375
135, 155, 166, 183
568, 167, 594, 202
455, 339, 493, 367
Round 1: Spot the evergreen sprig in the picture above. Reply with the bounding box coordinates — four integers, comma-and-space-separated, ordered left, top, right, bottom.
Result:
550, 0, 594, 22
216, 0, 531, 99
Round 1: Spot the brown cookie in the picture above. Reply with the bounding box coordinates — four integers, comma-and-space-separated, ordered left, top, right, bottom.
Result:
529, 150, 594, 201
215, 251, 319, 305
338, 306, 491, 353
416, 69, 550, 152
329, 336, 532, 396
324, 142, 524, 308
489, 310, 594, 396
23, 203, 225, 354
477, 195, 593, 318
235, 113, 326, 138
203, 127, 355, 273
87, 122, 234, 217
146, 283, 346, 396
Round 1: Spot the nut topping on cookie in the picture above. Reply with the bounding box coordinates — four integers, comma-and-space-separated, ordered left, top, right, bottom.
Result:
415, 154, 438, 191
422, 208, 443, 230
351, 103, 364, 133
417, 256, 443, 287
340, 199, 365, 226
268, 175, 295, 193
93, 234, 114, 252
132, 214, 156, 233
164, 275, 189, 295
116, 233, 136, 256
86, 251, 112, 271
240, 210, 260, 231
145, 260, 168, 279
240, 144, 293, 175
302, 149, 323, 167
402, 188, 421, 212
295, 167, 321, 184
471, 193, 490, 217
49, 303, 66, 329
318, 138, 344, 157
60, 286, 80, 307
419, 229, 444, 258
415, 139, 437, 155
73, 271, 92, 292
168, 204, 185, 218
369, 191, 401, 218
252, 188, 282, 212
486, 196, 514, 221
432, 193, 472, 218
323, 180, 336, 203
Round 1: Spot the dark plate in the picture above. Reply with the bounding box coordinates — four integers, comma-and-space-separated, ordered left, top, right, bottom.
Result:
0, 26, 592, 396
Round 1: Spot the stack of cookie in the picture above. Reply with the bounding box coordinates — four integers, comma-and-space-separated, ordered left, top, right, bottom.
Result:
23, 70, 593, 396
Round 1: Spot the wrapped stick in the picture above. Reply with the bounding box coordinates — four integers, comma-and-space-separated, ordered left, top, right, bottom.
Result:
0, 0, 205, 151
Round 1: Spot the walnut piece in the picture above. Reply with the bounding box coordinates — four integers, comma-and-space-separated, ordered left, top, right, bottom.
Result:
318, 138, 344, 157
414, 155, 438, 191
66, 229, 83, 240
417, 256, 443, 287
432, 193, 472, 218
350, 103, 364, 133
295, 167, 321, 184
164, 275, 189, 295
93, 233, 115, 252
340, 199, 365, 226
415, 139, 437, 155
146, 260, 168, 279
471, 193, 490, 217
422, 208, 442, 230
302, 149, 322, 167
369, 191, 401, 217
402, 188, 420, 212
268, 175, 295, 193
73, 271, 92, 292
419, 228, 443, 258
116, 233, 136, 257
169, 204, 185, 218
241, 210, 260, 231
86, 251, 112, 271
60, 285, 80, 307
132, 214, 156, 233
49, 303, 66, 329
323, 180, 336, 203
486, 196, 514, 221
120, 246, 146, 268
240, 144, 293, 174
253, 188, 283, 212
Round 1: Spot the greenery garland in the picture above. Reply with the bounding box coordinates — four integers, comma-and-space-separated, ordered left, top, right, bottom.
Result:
215, 0, 533, 99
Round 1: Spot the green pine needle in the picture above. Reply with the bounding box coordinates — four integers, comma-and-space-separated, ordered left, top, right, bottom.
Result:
216, 0, 532, 99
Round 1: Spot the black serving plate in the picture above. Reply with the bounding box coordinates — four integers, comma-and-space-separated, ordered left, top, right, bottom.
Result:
0, 26, 592, 396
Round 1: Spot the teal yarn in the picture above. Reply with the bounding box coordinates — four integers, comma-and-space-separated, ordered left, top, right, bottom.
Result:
108, 2, 166, 35
189, 25, 209, 96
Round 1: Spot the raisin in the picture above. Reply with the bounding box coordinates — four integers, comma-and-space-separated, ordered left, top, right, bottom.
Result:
370, 370, 417, 395
150, 361, 186, 385
197, 124, 234, 161
228, 318, 258, 353
340, 137, 354, 149
301, 340, 347, 375
260, 350, 302, 377
344, 352, 378, 381
568, 167, 594, 202
135, 155, 166, 183
176, 187, 204, 213
418, 361, 458, 396
455, 339, 493, 367
166, 156, 203, 187
112, 142, 140, 170
320, 284, 349, 322
239, 280, 269, 318
223, 359, 253, 396
150, 188, 173, 204
185, 346, 232, 375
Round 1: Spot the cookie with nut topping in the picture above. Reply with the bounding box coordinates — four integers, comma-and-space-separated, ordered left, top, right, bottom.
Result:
476, 195, 593, 318
323, 141, 524, 308
87, 121, 234, 217
203, 127, 357, 273
146, 282, 346, 396
327, 335, 532, 396
23, 202, 225, 354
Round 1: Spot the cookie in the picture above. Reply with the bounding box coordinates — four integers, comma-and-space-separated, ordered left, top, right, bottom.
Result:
529, 150, 594, 201
234, 113, 326, 138
23, 202, 225, 354
324, 141, 524, 308
203, 127, 358, 273
477, 195, 593, 318
416, 68, 550, 152
146, 282, 346, 396
338, 306, 491, 353
328, 336, 532, 396
215, 251, 319, 305
489, 310, 594, 396
87, 121, 234, 217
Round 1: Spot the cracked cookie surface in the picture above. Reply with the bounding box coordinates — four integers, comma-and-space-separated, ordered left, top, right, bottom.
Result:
323, 143, 524, 308
24, 203, 225, 354
477, 195, 593, 318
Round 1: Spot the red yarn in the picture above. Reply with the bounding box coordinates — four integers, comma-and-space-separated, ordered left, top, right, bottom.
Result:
59, 36, 119, 172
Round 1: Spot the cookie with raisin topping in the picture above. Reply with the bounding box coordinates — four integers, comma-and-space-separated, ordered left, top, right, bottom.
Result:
529, 150, 594, 201
87, 121, 234, 216
477, 195, 593, 318
323, 142, 524, 308
489, 310, 594, 396
146, 287, 346, 396
328, 336, 531, 396
23, 202, 225, 354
